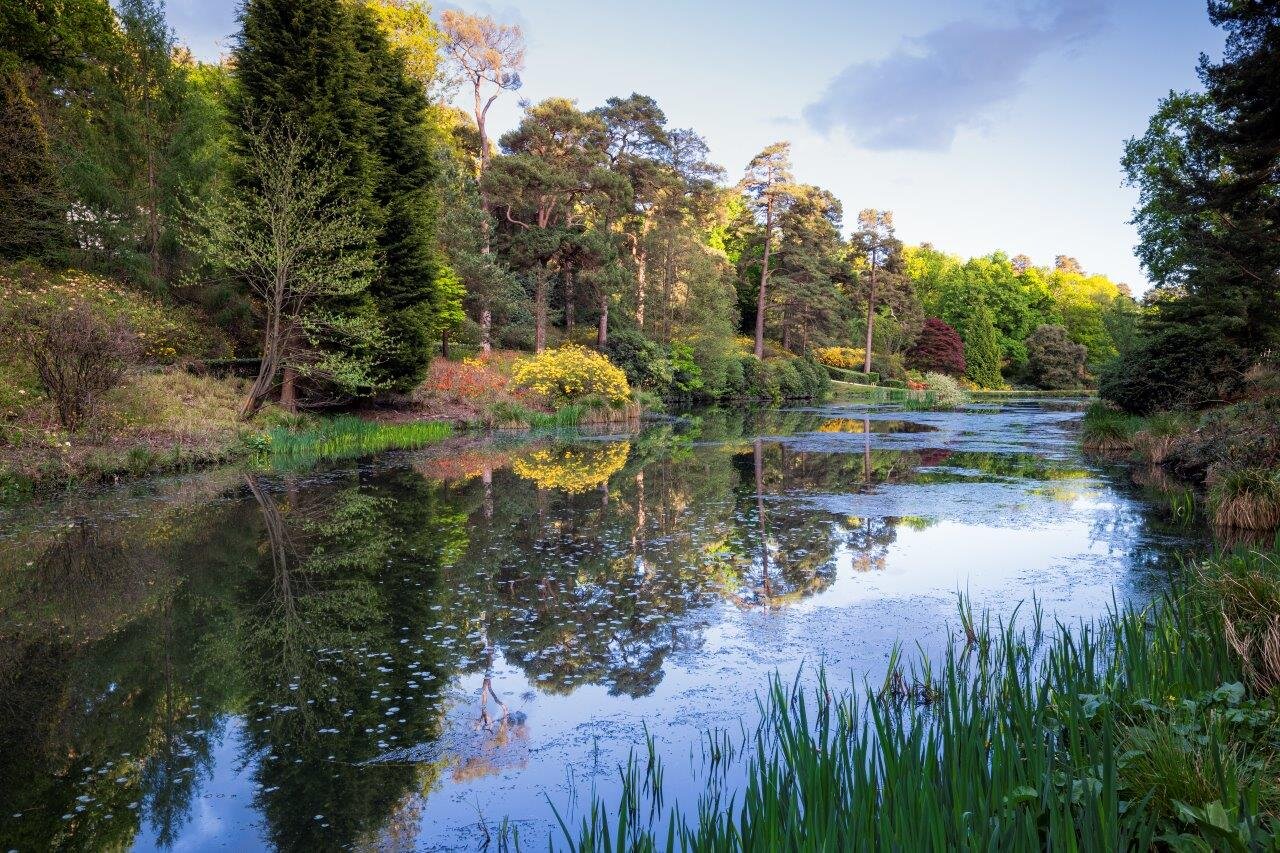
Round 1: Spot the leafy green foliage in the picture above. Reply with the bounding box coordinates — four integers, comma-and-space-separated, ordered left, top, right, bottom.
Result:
1108, 5, 1280, 413
957, 300, 1003, 388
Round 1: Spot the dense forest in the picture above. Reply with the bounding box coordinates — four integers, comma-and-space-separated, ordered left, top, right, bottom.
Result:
1, 0, 1140, 431
1, 0, 1276, 492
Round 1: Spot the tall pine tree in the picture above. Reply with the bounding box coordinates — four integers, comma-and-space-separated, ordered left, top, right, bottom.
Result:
233, 0, 442, 400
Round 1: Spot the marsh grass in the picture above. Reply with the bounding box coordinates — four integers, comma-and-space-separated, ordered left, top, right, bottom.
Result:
265, 415, 452, 469
1130, 411, 1196, 464
1081, 402, 1145, 453
1194, 549, 1280, 693
549, 548, 1280, 851
1209, 467, 1280, 531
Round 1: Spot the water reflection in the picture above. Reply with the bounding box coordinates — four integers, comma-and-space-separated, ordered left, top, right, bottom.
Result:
0, 403, 1203, 850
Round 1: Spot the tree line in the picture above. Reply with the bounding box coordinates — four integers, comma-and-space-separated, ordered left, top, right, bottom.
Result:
2, 0, 1145, 420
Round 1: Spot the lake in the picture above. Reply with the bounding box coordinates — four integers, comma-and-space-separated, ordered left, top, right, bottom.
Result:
0, 399, 1200, 851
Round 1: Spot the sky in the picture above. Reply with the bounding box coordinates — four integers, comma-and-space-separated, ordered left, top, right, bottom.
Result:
165, 0, 1224, 292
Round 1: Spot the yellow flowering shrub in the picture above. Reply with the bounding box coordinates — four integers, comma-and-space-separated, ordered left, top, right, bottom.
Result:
511, 344, 632, 406
512, 442, 630, 494
814, 347, 867, 371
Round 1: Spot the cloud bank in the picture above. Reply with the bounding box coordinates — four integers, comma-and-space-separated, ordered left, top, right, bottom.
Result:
803, 0, 1108, 151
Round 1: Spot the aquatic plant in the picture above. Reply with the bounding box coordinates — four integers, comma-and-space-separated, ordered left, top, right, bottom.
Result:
266, 415, 452, 468
1129, 411, 1195, 465
557, 547, 1280, 850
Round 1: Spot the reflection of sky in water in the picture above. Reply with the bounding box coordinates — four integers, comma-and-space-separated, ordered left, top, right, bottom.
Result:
0, 400, 1204, 851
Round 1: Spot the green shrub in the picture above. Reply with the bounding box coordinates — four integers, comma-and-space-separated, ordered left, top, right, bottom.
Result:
870, 352, 906, 380
669, 341, 703, 396
740, 355, 779, 402
823, 365, 880, 384
878, 379, 907, 389
1027, 324, 1089, 390
603, 329, 672, 393
722, 355, 746, 398
772, 359, 805, 399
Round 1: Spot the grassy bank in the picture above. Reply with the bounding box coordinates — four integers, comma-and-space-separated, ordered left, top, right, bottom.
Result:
969, 388, 1098, 398
0, 367, 622, 500
1082, 399, 1280, 533
558, 547, 1280, 850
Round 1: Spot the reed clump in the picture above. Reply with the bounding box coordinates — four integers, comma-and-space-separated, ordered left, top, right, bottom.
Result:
265, 415, 452, 468
555, 547, 1280, 850
1208, 467, 1280, 531
1081, 402, 1144, 453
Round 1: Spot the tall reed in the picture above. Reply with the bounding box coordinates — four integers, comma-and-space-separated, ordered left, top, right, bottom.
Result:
266, 415, 452, 468
555, 549, 1280, 850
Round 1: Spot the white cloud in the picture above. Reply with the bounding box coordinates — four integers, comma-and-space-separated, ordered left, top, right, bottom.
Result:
804, 0, 1108, 151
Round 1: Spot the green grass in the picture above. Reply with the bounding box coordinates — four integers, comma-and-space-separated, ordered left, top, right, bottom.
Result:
265, 415, 452, 469
550, 548, 1280, 851
1081, 402, 1146, 452
482, 400, 588, 431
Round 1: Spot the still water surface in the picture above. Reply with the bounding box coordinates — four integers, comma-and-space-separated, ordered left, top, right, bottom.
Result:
0, 400, 1197, 850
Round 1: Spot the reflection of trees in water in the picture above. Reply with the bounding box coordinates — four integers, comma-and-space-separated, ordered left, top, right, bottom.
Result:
0, 504, 248, 852
1, 409, 1177, 852
236, 471, 468, 851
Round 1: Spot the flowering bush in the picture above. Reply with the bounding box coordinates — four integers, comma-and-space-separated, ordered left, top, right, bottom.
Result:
814, 346, 867, 371
511, 345, 632, 407
923, 372, 968, 409
419, 359, 511, 403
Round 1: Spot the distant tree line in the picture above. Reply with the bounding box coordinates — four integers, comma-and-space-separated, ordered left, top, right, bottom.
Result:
1, 0, 1148, 418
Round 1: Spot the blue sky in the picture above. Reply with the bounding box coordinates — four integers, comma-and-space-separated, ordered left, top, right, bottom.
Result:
166, 0, 1222, 291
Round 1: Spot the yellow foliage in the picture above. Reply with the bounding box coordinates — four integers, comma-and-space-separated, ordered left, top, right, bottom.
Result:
511, 442, 630, 494
817, 418, 868, 433
511, 345, 631, 406
814, 347, 866, 370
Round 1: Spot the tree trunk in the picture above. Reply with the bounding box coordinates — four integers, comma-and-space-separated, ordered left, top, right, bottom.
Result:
279, 366, 297, 414
864, 263, 877, 374
145, 147, 161, 281
480, 308, 492, 356
597, 286, 609, 349
535, 267, 548, 353
663, 238, 675, 343
782, 304, 792, 354
441, 327, 450, 359
564, 264, 574, 334
755, 204, 773, 360
754, 437, 769, 599
241, 329, 279, 420
633, 240, 646, 329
